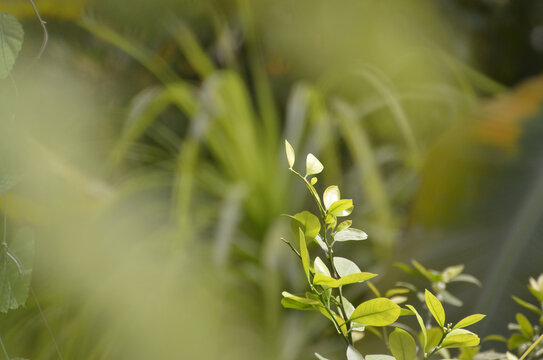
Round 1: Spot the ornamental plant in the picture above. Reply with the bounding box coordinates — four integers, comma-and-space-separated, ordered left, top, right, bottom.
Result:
281, 140, 487, 360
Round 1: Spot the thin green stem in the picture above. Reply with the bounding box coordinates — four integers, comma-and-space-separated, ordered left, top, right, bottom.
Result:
519, 333, 543, 360
289, 169, 326, 217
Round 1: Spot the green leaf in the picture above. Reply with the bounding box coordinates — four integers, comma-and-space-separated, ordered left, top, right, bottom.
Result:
406, 305, 427, 350
442, 265, 464, 282
425, 290, 445, 328
285, 140, 295, 168
291, 211, 321, 240
0, 13, 24, 79
310, 177, 318, 185
313, 272, 377, 288
512, 296, 541, 315
328, 199, 353, 217
400, 308, 414, 316
515, 313, 533, 339
0, 228, 35, 313
528, 286, 543, 302
389, 328, 417, 360
314, 257, 330, 276
334, 228, 367, 242
482, 335, 507, 343
281, 292, 321, 311
306, 153, 323, 176
323, 185, 340, 210
454, 314, 486, 329
346, 346, 364, 360
425, 327, 443, 353
298, 228, 310, 284
441, 329, 480, 348
349, 297, 401, 326
449, 274, 481, 287
337, 220, 352, 232
334, 257, 361, 277
507, 333, 530, 350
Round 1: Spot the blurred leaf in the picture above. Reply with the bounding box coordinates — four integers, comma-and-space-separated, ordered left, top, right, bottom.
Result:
441, 290, 463, 307
334, 228, 367, 242
411, 260, 440, 282
313, 272, 377, 288
337, 220, 352, 232
0, 12, 24, 79
425, 289, 445, 328
528, 287, 543, 302
442, 265, 464, 282
306, 153, 323, 176
315, 353, 330, 360
285, 140, 295, 168
389, 328, 417, 360
349, 297, 400, 326
281, 291, 321, 311
483, 335, 508, 343
386, 288, 410, 298
333, 257, 361, 277
454, 314, 486, 329
0, 228, 35, 313
291, 211, 321, 240
507, 333, 530, 350
450, 274, 482, 287
515, 313, 533, 339
441, 329, 480, 348
512, 296, 541, 315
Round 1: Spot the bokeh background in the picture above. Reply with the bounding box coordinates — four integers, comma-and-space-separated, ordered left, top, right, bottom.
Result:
0, 0, 542, 358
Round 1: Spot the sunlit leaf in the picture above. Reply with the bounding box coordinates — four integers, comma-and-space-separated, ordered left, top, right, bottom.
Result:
512, 296, 541, 315
323, 185, 340, 210
411, 260, 440, 282
425, 289, 445, 328
298, 228, 310, 284
334, 228, 367, 242
507, 333, 530, 350
328, 199, 353, 217
306, 153, 323, 176
346, 345, 364, 360
349, 297, 400, 326
450, 274, 481, 287
400, 308, 414, 316
389, 328, 417, 360
0, 13, 24, 79
337, 220, 352, 232
314, 257, 330, 276
441, 329, 480, 348
313, 272, 377, 287
334, 257, 361, 277
482, 335, 507, 343
310, 177, 318, 185
285, 140, 295, 168
424, 327, 443, 353
0, 228, 35, 313
454, 314, 486, 329
291, 211, 321, 240
406, 305, 427, 350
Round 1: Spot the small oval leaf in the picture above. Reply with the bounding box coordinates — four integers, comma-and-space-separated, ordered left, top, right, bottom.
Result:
334, 228, 368, 242
285, 140, 295, 168
306, 153, 324, 176
349, 297, 401, 326
389, 328, 417, 360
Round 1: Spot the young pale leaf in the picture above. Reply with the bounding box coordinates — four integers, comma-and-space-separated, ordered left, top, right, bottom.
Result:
453, 314, 486, 329
389, 328, 417, 360
406, 305, 427, 350
314, 234, 328, 252
328, 199, 353, 217
0, 13, 24, 79
440, 290, 463, 307
0, 228, 35, 313
314, 353, 329, 360
298, 228, 311, 284
425, 290, 445, 328
346, 346, 364, 360
449, 274, 481, 287
291, 211, 321, 240
507, 334, 530, 350
334, 228, 367, 242
411, 260, 440, 282
314, 257, 331, 276
506, 352, 519, 360
285, 140, 295, 168
515, 313, 533, 339
528, 287, 543, 302
512, 296, 541, 314
441, 329, 480, 348
310, 177, 318, 185
366, 356, 396, 360
349, 297, 401, 326
323, 185, 340, 210
306, 153, 324, 176
334, 257, 361, 277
